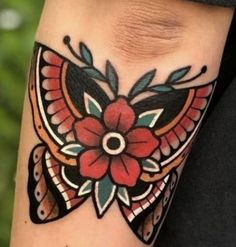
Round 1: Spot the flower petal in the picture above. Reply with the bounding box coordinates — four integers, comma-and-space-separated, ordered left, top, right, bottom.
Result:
126, 128, 159, 158
103, 98, 135, 133
110, 154, 141, 187
74, 117, 105, 147
79, 149, 109, 179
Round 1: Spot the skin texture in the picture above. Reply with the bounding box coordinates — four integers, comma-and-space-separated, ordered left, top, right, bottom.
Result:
10, 1, 233, 247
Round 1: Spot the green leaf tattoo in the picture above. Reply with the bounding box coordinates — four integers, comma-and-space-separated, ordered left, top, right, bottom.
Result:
166, 66, 191, 83
78, 180, 93, 196
60, 143, 84, 156
83, 67, 107, 81
95, 175, 116, 216
149, 84, 174, 93
136, 109, 163, 128
141, 159, 162, 173
80, 42, 93, 65
84, 92, 102, 118
128, 69, 156, 97
117, 187, 130, 206
106, 60, 119, 95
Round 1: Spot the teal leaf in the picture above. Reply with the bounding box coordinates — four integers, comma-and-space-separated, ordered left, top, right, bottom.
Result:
136, 109, 163, 128
128, 69, 156, 97
83, 67, 106, 81
78, 180, 93, 196
94, 175, 116, 216
117, 187, 130, 206
142, 159, 161, 173
60, 143, 84, 156
80, 42, 93, 65
166, 66, 191, 83
106, 60, 119, 95
84, 92, 102, 117
150, 85, 174, 93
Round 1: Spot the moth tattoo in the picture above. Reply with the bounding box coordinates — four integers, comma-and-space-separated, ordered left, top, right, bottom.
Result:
28, 35, 216, 244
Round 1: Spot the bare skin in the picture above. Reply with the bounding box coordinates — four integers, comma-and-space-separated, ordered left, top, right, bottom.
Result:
10, 1, 233, 246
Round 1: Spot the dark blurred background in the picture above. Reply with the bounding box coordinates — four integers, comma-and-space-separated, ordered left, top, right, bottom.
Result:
0, 1, 43, 246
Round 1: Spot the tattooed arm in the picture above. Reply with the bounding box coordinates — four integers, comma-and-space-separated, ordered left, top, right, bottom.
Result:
10, 1, 233, 246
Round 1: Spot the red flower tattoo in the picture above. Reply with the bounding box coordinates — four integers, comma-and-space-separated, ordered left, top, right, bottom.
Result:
74, 98, 159, 187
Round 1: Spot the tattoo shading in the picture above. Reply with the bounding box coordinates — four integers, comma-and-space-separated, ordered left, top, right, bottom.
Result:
27, 35, 216, 244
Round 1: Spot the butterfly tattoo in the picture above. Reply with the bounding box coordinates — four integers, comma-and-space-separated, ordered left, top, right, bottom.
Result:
27, 35, 216, 244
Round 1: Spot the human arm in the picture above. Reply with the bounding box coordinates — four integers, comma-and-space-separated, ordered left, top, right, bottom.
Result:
10, 1, 233, 246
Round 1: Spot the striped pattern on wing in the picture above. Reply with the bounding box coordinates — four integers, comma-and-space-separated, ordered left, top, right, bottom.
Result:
156, 84, 214, 161
39, 48, 77, 142
28, 145, 87, 223
119, 172, 178, 244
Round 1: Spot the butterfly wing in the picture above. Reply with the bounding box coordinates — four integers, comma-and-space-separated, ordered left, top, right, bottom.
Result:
28, 144, 90, 223
118, 82, 215, 243
140, 83, 214, 182
28, 44, 111, 222
29, 43, 110, 166
118, 171, 178, 243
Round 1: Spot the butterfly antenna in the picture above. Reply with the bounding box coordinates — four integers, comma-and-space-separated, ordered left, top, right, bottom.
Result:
63, 35, 84, 63
171, 65, 207, 85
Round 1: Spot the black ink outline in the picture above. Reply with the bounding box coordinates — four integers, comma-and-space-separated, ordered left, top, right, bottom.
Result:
27, 38, 217, 244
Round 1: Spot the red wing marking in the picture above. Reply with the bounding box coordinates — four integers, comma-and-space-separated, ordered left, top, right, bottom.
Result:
174, 125, 187, 142
51, 108, 71, 125
42, 79, 60, 90
45, 90, 63, 101
157, 84, 213, 158
41, 50, 76, 136
160, 136, 171, 156
43, 50, 63, 67
180, 116, 195, 132
65, 131, 76, 142
58, 117, 75, 134
192, 98, 207, 110
187, 108, 201, 121
29, 47, 81, 165
196, 84, 213, 97
42, 66, 61, 78
166, 131, 180, 149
